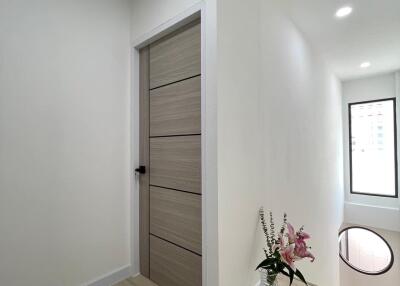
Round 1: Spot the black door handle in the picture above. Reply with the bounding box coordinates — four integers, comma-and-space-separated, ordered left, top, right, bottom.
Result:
135, 165, 146, 174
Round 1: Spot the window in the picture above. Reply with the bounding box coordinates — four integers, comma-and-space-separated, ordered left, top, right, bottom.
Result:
339, 227, 394, 275
349, 98, 398, 197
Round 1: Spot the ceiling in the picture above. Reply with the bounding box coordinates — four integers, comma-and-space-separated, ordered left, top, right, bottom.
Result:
285, 0, 400, 81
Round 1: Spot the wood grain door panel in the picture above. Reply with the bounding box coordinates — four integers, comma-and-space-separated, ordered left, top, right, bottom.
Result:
149, 20, 201, 89
150, 186, 202, 254
150, 76, 201, 137
150, 236, 202, 286
141, 17, 202, 285
139, 47, 150, 278
150, 136, 201, 194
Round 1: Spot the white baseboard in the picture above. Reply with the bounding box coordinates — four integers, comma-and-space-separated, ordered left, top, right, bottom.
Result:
86, 265, 131, 286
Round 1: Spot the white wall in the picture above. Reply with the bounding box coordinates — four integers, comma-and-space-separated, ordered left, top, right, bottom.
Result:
216, 0, 262, 285
258, 1, 344, 285
0, 1, 132, 285
131, 0, 202, 40
342, 72, 400, 232
340, 225, 400, 286
216, 0, 344, 285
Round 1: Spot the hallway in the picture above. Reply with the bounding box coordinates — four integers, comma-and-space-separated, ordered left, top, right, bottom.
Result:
0, 1, 399, 286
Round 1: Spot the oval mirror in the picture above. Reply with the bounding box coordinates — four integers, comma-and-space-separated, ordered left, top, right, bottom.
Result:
339, 226, 394, 275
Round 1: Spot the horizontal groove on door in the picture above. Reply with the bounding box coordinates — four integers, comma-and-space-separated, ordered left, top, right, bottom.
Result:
149, 74, 201, 91
150, 75, 201, 137
150, 133, 201, 139
150, 136, 201, 194
149, 184, 201, 196
150, 235, 202, 286
150, 186, 202, 255
150, 233, 201, 257
149, 19, 201, 89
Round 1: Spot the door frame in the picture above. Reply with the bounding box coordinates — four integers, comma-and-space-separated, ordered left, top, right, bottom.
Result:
130, 2, 218, 286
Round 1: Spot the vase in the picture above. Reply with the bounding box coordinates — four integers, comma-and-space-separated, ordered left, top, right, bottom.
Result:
259, 269, 278, 286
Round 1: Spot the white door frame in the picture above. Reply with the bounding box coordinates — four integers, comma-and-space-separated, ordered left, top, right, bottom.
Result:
130, 2, 219, 285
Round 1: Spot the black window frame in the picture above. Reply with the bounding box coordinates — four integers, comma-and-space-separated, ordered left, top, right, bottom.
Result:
348, 97, 399, 198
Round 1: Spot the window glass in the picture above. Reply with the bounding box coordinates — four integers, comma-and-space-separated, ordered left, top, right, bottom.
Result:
349, 98, 398, 197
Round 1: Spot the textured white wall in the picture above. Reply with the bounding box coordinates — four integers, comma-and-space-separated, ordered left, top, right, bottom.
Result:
131, 0, 202, 41
258, 2, 344, 285
216, 0, 262, 285
216, 0, 344, 285
0, 1, 132, 285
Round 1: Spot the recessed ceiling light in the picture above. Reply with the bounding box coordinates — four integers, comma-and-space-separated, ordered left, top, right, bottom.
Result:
335, 6, 353, 18
360, 62, 371, 68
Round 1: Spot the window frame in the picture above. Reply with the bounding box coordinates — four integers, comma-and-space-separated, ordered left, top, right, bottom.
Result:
348, 97, 399, 198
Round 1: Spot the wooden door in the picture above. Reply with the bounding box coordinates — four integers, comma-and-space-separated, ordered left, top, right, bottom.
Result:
138, 18, 202, 286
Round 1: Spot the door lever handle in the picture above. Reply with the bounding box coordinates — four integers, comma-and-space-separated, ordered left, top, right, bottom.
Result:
135, 165, 146, 175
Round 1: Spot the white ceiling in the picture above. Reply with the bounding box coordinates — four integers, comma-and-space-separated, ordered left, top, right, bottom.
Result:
285, 0, 400, 81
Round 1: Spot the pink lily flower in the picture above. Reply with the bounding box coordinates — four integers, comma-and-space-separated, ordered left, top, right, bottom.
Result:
287, 223, 296, 244
297, 231, 311, 240
295, 244, 315, 262
294, 233, 315, 262
280, 244, 296, 271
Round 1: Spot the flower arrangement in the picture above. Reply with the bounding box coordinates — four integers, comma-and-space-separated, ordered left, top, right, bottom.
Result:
256, 208, 315, 285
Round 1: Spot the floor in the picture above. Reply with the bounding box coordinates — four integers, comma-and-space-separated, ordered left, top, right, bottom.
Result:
114, 274, 315, 286
114, 275, 158, 286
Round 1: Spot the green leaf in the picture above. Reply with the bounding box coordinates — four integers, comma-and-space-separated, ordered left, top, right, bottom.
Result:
281, 262, 294, 274
277, 263, 290, 278
256, 258, 276, 270
289, 271, 294, 286
295, 269, 308, 285
281, 263, 295, 286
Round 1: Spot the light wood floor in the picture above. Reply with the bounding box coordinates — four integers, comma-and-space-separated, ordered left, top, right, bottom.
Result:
114, 275, 158, 286
114, 273, 315, 286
